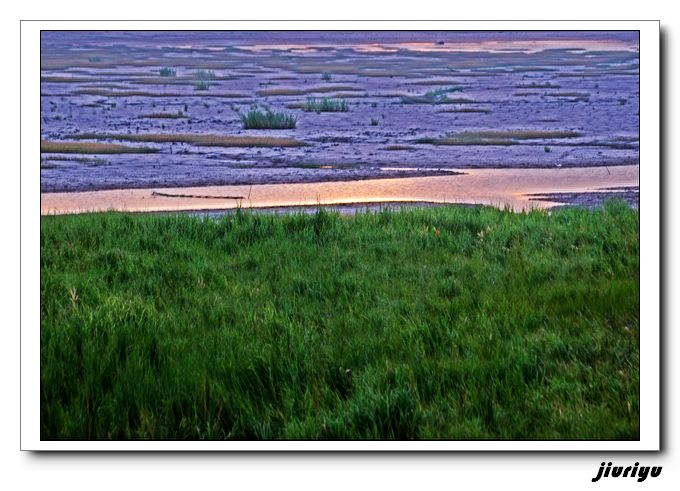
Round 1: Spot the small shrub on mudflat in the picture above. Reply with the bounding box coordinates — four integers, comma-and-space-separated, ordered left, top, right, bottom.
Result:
302, 97, 348, 113
240, 109, 297, 129
159, 67, 176, 77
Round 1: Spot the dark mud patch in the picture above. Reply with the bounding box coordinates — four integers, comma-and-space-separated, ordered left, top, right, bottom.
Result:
41, 156, 107, 167
437, 108, 492, 114
139, 112, 188, 119
41, 163, 465, 193
382, 145, 418, 151
513, 82, 562, 89
151, 190, 247, 200
66, 133, 308, 148
528, 186, 639, 209
415, 130, 583, 146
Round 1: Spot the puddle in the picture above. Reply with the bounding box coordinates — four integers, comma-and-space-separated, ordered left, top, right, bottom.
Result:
41, 165, 639, 215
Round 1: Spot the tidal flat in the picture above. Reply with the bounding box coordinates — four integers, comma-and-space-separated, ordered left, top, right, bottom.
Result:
40, 31, 639, 210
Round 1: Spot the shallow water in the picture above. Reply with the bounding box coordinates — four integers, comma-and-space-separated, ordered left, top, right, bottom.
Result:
41, 164, 639, 215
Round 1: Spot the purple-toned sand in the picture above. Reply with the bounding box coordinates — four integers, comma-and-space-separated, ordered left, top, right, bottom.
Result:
40, 31, 639, 194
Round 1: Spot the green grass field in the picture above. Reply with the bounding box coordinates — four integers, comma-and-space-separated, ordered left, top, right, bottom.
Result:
40, 203, 639, 440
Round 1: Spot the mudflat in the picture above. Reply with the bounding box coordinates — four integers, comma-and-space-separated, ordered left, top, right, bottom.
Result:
40, 31, 639, 206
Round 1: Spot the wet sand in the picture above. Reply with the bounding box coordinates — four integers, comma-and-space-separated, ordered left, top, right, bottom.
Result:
41, 164, 639, 215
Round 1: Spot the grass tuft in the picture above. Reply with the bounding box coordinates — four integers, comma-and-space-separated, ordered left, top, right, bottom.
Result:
302, 97, 348, 113
194, 80, 210, 91
140, 111, 186, 119
194, 69, 217, 80
159, 67, 176, 77
382, 145, 416, 151
438, 108, 492, 114
240, 109, 297, 130
192, 70, 217, 90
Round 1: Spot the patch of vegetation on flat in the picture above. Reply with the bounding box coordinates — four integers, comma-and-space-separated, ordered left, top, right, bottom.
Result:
133, 77, 239, 86
513, 82, 562, 89
139, 112, 187, 119
194, 80, 211, 91
442, 97, 480, 104
67, 133, 306, 148
325, 92, 368, 99
41, 76, 101, 83
382, 145, 418, 151
191, 70, 217, 91
71, 88, 247, 98
438, 108, 492, 114
159, 67, 177, 77
193, 69, 216, 80
256, 86, 362, 97
302, 97, 349, 113
41, 156, 107, 166
40, 204, 639, 440
240, 109, 298, 130
287, 95, 366, 108
40, 140, 158, 154
81, 83, 132, 90
405, 79, 464, 86
415, 130, 583, 146
510, 67, 557, 73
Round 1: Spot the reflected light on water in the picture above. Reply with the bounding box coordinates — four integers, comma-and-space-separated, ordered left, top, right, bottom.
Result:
236, 39, 638, 54
41, 165, 639, 216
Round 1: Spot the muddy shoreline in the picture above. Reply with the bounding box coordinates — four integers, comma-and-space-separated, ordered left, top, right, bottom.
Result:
40, 166, 467, 193
528, 186, 639, 209
40, 160, 639, 194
